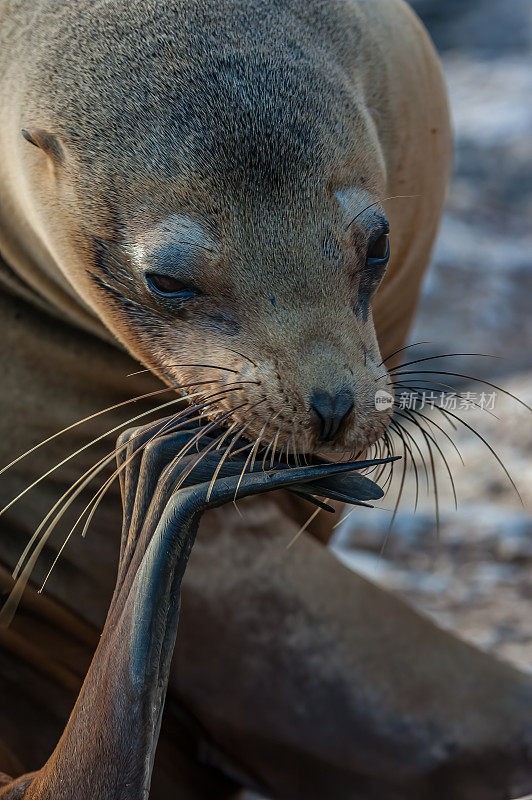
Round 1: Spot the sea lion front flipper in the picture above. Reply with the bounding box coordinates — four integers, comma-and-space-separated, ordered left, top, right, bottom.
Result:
0, 429, 371, 800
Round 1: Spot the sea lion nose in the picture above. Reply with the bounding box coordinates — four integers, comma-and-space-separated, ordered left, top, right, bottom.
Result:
309, 388, 354, 442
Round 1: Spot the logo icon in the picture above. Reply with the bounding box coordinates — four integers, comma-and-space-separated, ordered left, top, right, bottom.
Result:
374, 390, 394, 410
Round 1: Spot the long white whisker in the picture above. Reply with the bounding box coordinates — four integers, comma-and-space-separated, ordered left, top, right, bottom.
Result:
10, 397, 190, 580
12, 384, 246, 582
37, 408, 192, 592
286, 506, 325, 549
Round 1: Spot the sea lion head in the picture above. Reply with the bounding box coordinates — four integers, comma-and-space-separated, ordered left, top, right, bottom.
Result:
16, 6, 393, 456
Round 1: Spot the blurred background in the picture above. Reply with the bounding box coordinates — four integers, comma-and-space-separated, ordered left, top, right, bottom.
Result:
332, 0, 532, 671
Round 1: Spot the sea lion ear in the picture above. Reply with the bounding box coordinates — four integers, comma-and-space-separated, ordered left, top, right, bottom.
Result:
21, 128, 63, 162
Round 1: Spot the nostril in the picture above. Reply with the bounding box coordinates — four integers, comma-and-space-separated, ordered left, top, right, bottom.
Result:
309, 388, 354, 442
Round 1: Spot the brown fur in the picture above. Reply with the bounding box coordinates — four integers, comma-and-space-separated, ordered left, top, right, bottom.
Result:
0, 1, 531, 798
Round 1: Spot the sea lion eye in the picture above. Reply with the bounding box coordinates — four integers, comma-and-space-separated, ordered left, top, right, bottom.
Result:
146, 273, 200, 299
366, 233, 390, 264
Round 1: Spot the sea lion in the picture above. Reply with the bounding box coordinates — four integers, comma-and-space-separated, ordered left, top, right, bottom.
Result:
0, 0, 531, 798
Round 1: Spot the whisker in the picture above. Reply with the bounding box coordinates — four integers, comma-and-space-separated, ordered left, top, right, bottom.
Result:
174, 400, 268, 497
171, 427, 239, 495
233, 411, 270, 501
269, 426, 283, 469
392, 377, 522, 502
126, 363, 243, 377
332, 505, 355, 529
164, 403, 249, 483
379, 437, 408, 556
38, 407, 191, 592
286, 510, 329, 550
216, 345, 258, 368
225, 441, 254, 458
377, 341, 432, 368
232, 499, 244, 519
60, 416, 221, 564
0, 382, 206, 479
9, 396, 188, 578
410, 405, 465, 468
387, 353, 501, 375
381, 431, 398, 488
261, 429, 278, 472
261, 438, 275, 471
31, 403, 218, 594
397, 410, 440, 535
389, 421, 420, 511
380, 455, 396, 495
426, 423, 440, 536
0, 451, 117, 625
360, 441, 380, 478
250, 414, 275, 473
289, 427, 300, 468
345, 194, 420, 232
398, 407, 458, 510
374, 434, 394, 484
376, 434, 397, 491
81, 403, 226, 516
11, 386, 246, 581
331, 500, 393, 530
0, 383, 250, 520
1, 396, 191, 519
233, 440, 260, 504
436, 406, 523, 504
171, 391, 268, 484
286, 506, 325, 549
215, 419, 240, 451
81, 404, 208, 528
395, 393, 465, 466
284, 438, 290, 466
394, 415, 430, 493
205, 422, 251, 502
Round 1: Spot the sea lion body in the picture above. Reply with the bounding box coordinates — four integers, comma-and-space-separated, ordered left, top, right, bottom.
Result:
1, 2, 530, 798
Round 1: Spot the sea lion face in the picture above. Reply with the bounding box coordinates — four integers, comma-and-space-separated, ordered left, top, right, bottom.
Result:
18, 49, 393, 456
124, 197, 392, 456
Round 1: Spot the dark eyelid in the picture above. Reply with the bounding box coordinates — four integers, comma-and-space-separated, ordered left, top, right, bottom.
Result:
145, 269, 200, 289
